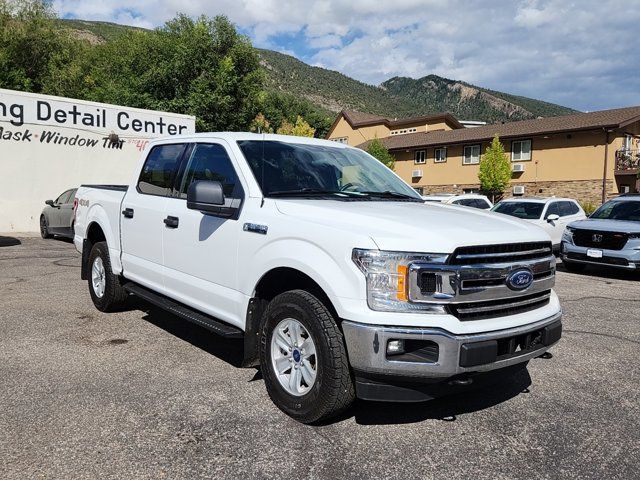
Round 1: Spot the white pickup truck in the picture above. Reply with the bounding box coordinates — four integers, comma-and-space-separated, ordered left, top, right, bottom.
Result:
74, 133, 562, 423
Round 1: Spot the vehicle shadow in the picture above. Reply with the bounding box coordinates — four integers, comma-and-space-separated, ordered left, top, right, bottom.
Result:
556, 262, 640, 281
344, 368, 532, 426
0, 236, 22, 247
139, 305, 245, 367
138, 303, 532, 425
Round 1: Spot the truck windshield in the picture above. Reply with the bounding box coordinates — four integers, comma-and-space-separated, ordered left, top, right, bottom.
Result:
237, 140, 423, 201
590, 200, 640, 221
491, 202, 544, 219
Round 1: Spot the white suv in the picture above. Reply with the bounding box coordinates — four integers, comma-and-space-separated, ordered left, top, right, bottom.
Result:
422, 193, 493, 210
491, 197, 586, 251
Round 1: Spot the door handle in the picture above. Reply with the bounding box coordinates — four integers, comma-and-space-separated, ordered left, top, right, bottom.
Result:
122, 208, 134, 218
164, 216, 179, 228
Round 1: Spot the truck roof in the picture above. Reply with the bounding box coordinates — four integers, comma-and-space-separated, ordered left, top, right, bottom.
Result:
147, 132, 348, 149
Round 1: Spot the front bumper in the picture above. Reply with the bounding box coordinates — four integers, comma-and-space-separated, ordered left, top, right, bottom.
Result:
561, 241, 639, 270
342, 311, 562, 380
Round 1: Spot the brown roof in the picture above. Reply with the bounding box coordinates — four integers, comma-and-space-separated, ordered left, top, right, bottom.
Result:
329, 109, 464, 134
357, 105, 640, 151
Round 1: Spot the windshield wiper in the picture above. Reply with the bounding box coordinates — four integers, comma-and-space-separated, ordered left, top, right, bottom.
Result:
267, 188, 351, 197
359, 190, 423, 201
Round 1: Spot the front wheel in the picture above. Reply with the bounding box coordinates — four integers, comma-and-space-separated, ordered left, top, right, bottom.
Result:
87, 241, 129, 312
40, 216, 51, 239
260, 290, 355, 424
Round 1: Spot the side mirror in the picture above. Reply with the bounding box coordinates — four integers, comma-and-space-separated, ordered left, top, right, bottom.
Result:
187, 180, 233, 217
546, 214, 560, 222
45, 200, 54, 207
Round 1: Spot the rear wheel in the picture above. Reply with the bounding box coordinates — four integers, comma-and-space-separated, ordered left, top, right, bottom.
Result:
260, 290, 355, 424
40, 215, 51, 239
88, 241, 129, 312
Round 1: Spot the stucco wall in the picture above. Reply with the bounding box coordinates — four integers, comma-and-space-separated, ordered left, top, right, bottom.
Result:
391, 128, 630, 199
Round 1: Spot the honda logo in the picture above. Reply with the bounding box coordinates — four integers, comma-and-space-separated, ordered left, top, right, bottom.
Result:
592, 234, 603, 242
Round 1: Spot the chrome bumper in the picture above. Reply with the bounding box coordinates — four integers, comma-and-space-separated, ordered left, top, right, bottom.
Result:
342, 312, 562, 379
561, 242, 639, 270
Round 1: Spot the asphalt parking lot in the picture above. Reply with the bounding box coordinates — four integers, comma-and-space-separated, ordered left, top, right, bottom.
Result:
1, 236, 638, 479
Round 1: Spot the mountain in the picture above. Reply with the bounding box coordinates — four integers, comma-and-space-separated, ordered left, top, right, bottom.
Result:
380, 75, 577, 122
58, 19, 578, 123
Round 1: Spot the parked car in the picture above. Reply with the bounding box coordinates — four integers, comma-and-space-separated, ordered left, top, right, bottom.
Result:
561, 194, 640, 272
491, 197, 586, 251
40, 188, 77, 239
74, 133, 562, 423
422, 193, 493, 209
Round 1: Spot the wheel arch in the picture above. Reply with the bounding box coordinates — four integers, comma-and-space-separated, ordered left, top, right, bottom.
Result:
81, 221, 108, 280
242, 266, 342, 368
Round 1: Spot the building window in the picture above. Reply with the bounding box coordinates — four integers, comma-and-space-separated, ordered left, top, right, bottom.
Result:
434, 147, 447, 163
330, 137, 348, 144
391, 127, 417, 136
413, 187, 424, 195
512, 139, 532, 161
414, 150, 426, 164
463, 145, 481, 165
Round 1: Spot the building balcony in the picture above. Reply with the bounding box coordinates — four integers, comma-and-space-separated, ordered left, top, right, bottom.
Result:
615, 149, 640, 174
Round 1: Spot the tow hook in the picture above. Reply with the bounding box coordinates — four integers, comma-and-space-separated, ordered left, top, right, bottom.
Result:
449, 377, 473, 386
538, 352, 553, 359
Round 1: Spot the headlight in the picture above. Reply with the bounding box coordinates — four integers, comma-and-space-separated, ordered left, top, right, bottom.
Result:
562, 227, 574, 244
352, 249, 449, 312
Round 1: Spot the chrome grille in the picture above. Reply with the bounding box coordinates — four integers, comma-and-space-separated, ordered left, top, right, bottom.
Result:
449, 242, 553, 265
448, 290, 552, 321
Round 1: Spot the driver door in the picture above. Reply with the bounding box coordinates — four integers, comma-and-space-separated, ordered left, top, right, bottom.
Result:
162, 141, 246, 328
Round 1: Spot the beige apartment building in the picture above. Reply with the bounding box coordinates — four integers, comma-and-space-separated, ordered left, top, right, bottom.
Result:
326, 107, 640, 204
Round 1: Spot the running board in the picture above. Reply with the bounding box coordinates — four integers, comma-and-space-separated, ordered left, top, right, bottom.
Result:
124, 283, 243, 338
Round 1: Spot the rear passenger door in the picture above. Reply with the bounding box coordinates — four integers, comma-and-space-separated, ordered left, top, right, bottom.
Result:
120, 143, 188, 293
161, 141, 246, 328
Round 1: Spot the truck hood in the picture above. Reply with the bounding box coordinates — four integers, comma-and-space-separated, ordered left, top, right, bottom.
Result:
569, 218, 640, 233
275, 200, 551, 253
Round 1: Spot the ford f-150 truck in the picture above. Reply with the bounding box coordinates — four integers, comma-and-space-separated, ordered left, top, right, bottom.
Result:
74, 133, 562, 423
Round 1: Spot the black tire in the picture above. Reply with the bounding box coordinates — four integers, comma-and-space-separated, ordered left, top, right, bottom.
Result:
563, 260, 586, 273
87, 241, 129, 312
40, 215, 52, 239
260, 290, 355, 424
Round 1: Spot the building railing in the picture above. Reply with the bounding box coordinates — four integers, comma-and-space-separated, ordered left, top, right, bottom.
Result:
615, 149, 640, 172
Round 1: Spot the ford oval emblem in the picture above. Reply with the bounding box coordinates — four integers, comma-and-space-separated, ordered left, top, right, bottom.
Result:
506, 269, 534, 290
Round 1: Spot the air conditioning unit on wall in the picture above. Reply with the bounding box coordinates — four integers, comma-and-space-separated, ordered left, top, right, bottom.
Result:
512, 163, 525, 172
513, 185, 525, 195
412, 169, 423, 178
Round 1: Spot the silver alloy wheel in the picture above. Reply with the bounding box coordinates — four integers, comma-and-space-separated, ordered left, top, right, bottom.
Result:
91, 256, 106, 298
270, 318, 317, 396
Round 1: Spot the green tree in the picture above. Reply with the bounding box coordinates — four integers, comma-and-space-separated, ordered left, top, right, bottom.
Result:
478, 134, 511, 201
367, 136, 395, 169
55, 14, 264, 132
0, 0, 81, 92
276, 115, 315, 137
249, 113, 272, 133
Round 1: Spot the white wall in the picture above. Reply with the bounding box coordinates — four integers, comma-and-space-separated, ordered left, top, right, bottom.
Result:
0, 89, 195, 232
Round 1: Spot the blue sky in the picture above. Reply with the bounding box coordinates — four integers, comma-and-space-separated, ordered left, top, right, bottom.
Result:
53, 0, 640, 112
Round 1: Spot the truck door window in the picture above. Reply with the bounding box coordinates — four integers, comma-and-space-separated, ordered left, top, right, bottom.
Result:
137, 144, 187, 196
178, 144, 241, 199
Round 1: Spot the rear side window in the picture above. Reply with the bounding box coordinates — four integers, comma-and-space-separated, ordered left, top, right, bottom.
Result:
138, 144, 187, 196
474, 199, 491, 209
178, 144, 242, 199
559, 201, 579, 216
545, 202, 560, 218
57, 189, 74, 204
